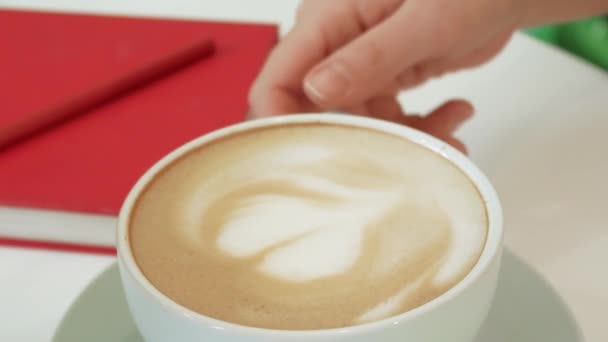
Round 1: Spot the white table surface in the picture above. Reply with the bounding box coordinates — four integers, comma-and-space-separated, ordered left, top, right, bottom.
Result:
1, 1, 607, 341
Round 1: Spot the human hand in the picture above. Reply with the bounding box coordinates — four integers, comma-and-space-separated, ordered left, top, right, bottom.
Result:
248, 0, 521, 152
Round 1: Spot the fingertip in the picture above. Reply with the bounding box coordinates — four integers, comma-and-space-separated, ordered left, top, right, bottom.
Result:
303, 77, 325, 105
439, 99, 474, 118
303, 61, 353, 107
427, 99, 475, 130
247, 90, 283, 119
247, 88, 272, 119
454, 99, 474, 117
448, 138, 468, 155
249, 86, 321, 119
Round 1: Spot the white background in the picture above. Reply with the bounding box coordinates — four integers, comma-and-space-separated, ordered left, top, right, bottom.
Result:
0, 1, 607, 341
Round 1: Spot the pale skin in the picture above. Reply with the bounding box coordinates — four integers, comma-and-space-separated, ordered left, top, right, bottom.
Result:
248, 0, 608, 152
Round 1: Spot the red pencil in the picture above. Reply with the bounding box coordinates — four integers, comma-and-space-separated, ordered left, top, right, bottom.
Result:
0, 38, 215, 150
0, 236, 116, 256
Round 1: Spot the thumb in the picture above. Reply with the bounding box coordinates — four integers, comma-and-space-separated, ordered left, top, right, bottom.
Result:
303, 3, 429, 107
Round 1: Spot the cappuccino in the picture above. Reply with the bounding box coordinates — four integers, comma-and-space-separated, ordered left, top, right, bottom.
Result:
129, 123, 487, 330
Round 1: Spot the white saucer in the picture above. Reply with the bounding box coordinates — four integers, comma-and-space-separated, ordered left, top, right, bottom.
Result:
52, 249, 583, 342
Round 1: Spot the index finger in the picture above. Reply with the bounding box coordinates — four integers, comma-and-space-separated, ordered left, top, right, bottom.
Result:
248, 25, 326, 117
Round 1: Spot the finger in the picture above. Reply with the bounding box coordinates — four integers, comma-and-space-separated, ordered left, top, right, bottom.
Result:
393, 58, 447, 91
401, 99, 472, 154
415, 99, 474, 134
392, 31, 513, 93
364, 96, 407, 123
343, 96, 471, 153
430, 31, 513, 76
249, 0, 393, 118
443, 136, 468, 154
248, 25, 327, 117
366, 97, 471, 154
303, 1, 436, 108
343, 104, 371, 117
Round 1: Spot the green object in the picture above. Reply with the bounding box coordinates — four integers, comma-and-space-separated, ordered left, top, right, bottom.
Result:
527, 25, 560, 44
558, 16, 608, 70
526, 17, 608, 71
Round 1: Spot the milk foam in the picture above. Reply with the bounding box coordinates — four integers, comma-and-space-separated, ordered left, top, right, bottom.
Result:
180, 143, 482, 321
130, 124, 487, 329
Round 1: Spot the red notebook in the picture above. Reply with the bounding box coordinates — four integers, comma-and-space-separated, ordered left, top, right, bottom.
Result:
0, 9, 277, 215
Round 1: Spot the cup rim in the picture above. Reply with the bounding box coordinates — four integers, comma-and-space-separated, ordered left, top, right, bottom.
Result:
117, 113, 503, 337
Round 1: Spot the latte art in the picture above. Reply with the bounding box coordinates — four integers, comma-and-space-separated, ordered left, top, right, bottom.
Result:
130, 123, 487, 330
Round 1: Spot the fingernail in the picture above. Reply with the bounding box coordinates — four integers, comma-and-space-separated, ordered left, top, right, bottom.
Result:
305, 62, 351, 103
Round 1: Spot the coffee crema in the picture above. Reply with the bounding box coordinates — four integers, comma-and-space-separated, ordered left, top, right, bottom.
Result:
129, 123, 487, 330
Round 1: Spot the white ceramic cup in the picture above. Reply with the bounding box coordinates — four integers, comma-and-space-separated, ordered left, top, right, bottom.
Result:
117, 113, 503, 342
